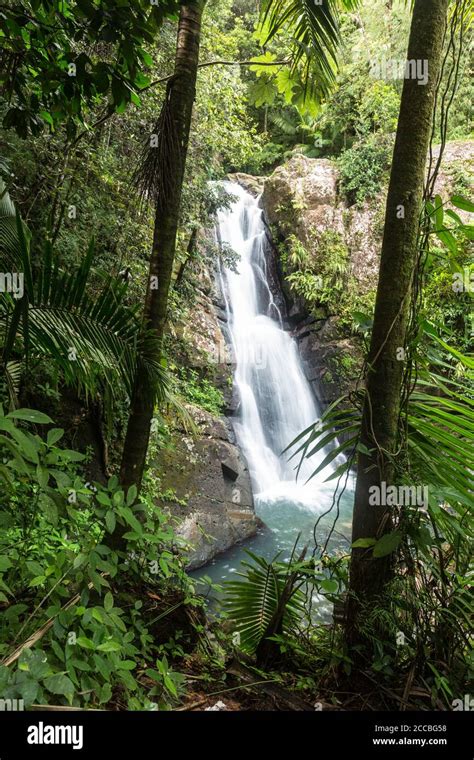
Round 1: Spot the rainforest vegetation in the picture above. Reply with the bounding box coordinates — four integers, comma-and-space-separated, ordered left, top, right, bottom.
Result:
0, 0, 472, 722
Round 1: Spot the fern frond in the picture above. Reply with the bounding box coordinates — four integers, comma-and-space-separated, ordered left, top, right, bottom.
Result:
224, 551, 305, 653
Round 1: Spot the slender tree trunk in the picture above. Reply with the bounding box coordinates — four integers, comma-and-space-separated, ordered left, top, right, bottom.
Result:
346, 0, 449, 645
119, 1, 205, 493
174, 227, 198, 290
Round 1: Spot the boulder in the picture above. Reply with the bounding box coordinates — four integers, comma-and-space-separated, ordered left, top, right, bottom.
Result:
155, 406, 259, 571
227, 172, 265, 197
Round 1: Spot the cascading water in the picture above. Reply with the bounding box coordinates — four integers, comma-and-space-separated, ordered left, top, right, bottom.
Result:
197, 181, 353, 585
217, 181, 328, 505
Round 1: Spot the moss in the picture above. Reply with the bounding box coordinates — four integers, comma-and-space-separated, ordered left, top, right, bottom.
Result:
329, 352, 360, 380
449, 162, 473, 196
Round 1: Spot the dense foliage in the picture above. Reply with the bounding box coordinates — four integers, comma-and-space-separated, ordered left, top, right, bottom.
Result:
0, 0, 472, 715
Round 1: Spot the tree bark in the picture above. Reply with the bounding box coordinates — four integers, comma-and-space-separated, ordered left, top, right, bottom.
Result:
174, 227, 198, 290
346, 0, 449, 645
119, 1, 205, 493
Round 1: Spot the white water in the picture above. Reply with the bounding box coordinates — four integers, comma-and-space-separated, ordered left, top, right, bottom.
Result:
192, 182, 353, 591
217, 182, 329, 508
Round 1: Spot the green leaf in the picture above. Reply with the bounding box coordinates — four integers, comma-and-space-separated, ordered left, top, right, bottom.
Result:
140, 50, 153, 67
352, 537, 377, 549
36, 464, 49, 488
0, 464, 13, 483
29, 575, 46, 587
44, 673, 75, 701
275, 69, 296, 104
61, 449, 86, 462
38, 495, 58, 526
7, 409, 53, 424
20, 650, 51, 679
164, 674, 177, 697
451, 195, 474, 213
92, 608, 104, 623
39, 110, 54, 127
105, 510, 116, 533
320, 579, 338, 593
445, 208, 463, 226
6, 428, 40, 464
16, 675, 39, 706
433, 194, 444, 231
247, 78, 277, 107
0, 556, 13, 572
99, 682, 112, 704
104, 592, 114, 612
25, 561, 44, 579
93, 655, 110, 682
47, 428, 64, 446
130, 91, 141, 107
97, 641, 121, 653
96, 491, 111, 506
117, 660, 136, 670
249, 52, 277, 76
126, 484, 137, 506
145, 668, 163, 683
373, 531, 402, 558
112, 490, 124, 507
69, 659, 91, 672
120, 506, 143, 534
76, 637, 96, 650
436, 228, 458, 254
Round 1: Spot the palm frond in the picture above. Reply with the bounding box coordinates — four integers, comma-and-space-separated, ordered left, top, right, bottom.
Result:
260, 0, 360, 100
0, 178, 28, 271
0, 177, 168, 405
224, 550, 305, 654
287, 329, 474, 533
3, 360, 22, 408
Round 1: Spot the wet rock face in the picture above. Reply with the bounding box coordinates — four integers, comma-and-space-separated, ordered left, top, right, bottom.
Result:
262, 154, 380, 295
261, 154, 369, 406
151, 231, 259, 569
156, 406, 258, 570
260, 142, 473, 408
294, 317, 363, 410
227, 172, 264, 197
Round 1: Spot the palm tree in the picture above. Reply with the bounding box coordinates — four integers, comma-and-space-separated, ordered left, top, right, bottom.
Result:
0, 179, 167, 410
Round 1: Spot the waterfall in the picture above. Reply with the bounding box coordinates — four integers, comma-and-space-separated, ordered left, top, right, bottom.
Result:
217, 181, 328, 508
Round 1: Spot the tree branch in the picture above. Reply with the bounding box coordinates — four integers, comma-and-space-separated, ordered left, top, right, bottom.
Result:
143, 58, 290, 91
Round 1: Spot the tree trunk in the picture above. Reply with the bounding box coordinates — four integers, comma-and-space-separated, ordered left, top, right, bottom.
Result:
346, 0, 449, 645
119, 1, 205, 493
174, 227, 198, 290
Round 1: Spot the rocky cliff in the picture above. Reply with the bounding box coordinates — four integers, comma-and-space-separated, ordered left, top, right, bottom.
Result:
260, 140, 474, 409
